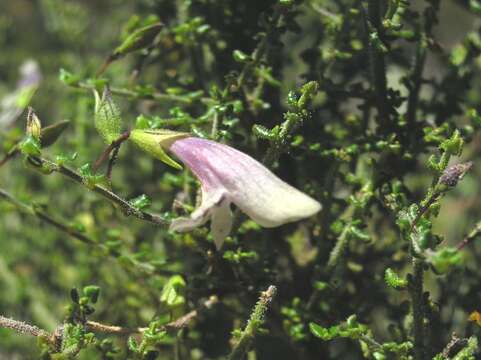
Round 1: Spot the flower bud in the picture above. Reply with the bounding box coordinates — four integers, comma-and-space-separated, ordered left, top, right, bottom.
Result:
26, 107, 41, 140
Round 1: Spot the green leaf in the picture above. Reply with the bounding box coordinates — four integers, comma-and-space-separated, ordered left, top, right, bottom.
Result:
114, 23, 163, 57
384, 268, 408, 289
59, 68, 81, 86
429, 247, 463, 274
129, 194, 152, 210
309, 323, 337, 340
19, 135, 41, 156
83, 285, 100, 304
160, 275, 186, 308
94, 87, 122, 144
41, 120, 70, 147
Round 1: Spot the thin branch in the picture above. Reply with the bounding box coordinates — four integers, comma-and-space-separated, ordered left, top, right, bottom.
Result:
85, 295, 218, 335
0, 187, 163, 275
26, 155, 169, 226
456, 221, 481, 250
74, 82, 195, 105
0, 296, 218, 346
409, 258, 426, 360
236, 5, 284, 89
0, 315, 50, 338
228, 285, 277, 360
92, 130, 131, 172
363, 0, 390, 129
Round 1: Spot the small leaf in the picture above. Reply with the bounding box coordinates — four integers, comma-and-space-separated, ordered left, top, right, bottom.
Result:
41, 120, 70, 147
130, 194, 152, 210
94, 87, 122, 144
83, 286, 101, 304
384, 268, 408, 289
113, 23, 163, 57
59, 68, 81, 86
429, 247, 463, 274
160, 275, 186, 308
233, 49, 250, 63
309, 322, 337, 340
19, 135, 41, 156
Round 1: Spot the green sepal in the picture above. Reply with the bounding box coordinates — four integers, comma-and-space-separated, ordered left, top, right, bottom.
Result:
40, 120, 70, 147
129, 129, 189, 169
114, 23, 163, 57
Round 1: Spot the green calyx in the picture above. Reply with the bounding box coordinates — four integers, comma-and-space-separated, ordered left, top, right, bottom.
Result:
129, 129, 189, 169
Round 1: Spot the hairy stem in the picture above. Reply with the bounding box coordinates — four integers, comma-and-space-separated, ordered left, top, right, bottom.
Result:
27, 156, 169, 226
410, 258, 426, 360
228, 286, 277, 360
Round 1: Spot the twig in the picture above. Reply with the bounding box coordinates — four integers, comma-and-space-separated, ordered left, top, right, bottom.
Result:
326, 223, 351, 272
92, 130, 131, 172
406, 34, 427, 126
0, 315, 50, 338
85, 295, 218, 335
456, 221, 481, 250
236, 5, 284, 89
228, 285, 277, 360
363, 0, 390, 129
26, 155, 169, 226
0, 296, 218, 345
409, 258, 426, 360
74, 82, 194, 105
0, 187, 166, 275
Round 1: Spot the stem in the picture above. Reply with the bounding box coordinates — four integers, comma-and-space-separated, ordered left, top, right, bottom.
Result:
456, 221, 481, 250
410, 258, 426, 360
0, 187, 162, 275
92, 130, 131, 172
406, 34, 427, 126
75, 82, 194, 105
237, 5, 283, 89
365, 0, 390, 128
326, 224, 351, 272
0, 296, 217, 342
0, 315, 50, 338
228, 285, 277, 360
26, 156, 169, 226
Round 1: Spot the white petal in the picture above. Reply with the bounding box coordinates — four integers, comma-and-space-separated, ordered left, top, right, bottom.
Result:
170, 138, 321, 228
169, 189, 226, 233
210, 198, 233, 249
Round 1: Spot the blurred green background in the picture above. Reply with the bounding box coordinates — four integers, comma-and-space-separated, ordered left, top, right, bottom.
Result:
2, 0, 481, 359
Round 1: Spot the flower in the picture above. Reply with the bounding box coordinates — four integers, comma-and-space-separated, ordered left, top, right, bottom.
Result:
129, 130, 321, 249
0, 60, 42, 128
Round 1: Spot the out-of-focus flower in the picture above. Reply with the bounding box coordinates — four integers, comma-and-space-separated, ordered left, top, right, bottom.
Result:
0, 60, 42, 128
130, 130, 322, 249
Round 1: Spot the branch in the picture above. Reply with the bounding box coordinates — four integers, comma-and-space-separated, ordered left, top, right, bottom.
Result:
363, 0, 390, 129
456, 220, 481, 250
409, 258, 426, 360
0, 315, 50, 338
85, 295, 218, 335
74, 82, 194, 105
0, 187, 164, 275
26, 155, 169, 226
0, 296, 218, 346
228, 285, 277, 360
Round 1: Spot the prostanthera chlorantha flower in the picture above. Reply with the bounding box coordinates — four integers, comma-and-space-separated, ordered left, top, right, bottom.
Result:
130, 129, 321, 249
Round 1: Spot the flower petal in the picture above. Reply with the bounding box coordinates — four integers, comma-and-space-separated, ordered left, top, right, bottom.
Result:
169, 188, 226, 233
210, 197, 233, 249
169, 137, 321, 228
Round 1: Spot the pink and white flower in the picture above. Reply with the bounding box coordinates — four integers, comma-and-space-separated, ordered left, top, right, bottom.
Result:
130, 130, 321, 249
